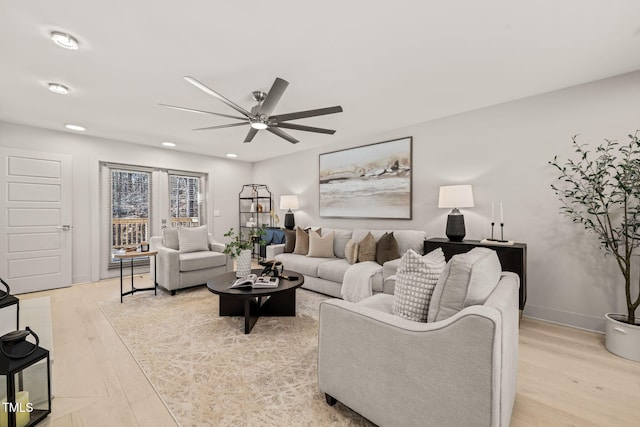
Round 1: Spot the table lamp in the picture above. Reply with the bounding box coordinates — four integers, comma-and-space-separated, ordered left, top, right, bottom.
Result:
438, 185, 474, 241
280, 195, 299, 230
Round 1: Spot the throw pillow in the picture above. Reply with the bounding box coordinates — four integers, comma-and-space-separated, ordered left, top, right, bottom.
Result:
293, 227, 310, 255
162, 227, 180, 250
358, 232, 377, 262
284, 229, 296, 253
307, 230, 335, 258
344, 239, 359, 264
428, 247, 502, 323
392, 248, 446, 322
177, 225, 209, 253
376, 232, 400, 265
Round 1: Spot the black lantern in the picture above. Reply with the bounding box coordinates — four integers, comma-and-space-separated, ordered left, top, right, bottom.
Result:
0, 279, 19, 336
0, 328, 51, 427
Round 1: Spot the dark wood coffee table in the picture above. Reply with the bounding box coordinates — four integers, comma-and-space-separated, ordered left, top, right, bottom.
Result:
207, 269, 304, 334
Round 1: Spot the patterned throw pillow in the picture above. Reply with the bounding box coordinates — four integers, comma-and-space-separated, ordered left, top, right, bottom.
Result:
177, 226, 209, 253
358, 232, 377, 262
392, 248, 446, 322
376, 232, 400, 265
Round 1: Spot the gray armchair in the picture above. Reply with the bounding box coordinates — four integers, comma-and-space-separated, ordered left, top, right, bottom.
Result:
318, 251, 519, 427
150, 227, 232, 295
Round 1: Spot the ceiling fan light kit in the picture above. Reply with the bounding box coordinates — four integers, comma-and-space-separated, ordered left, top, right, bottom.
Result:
162, 76, 343, 144
250, 121, 268, 130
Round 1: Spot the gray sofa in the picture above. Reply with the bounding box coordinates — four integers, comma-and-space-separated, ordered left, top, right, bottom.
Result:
318, 249, 520, 427
150, 227, 232, 294
267, 228, 426, 298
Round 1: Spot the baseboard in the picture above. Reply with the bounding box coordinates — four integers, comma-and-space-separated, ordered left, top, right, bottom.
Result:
73, 274, 91, 285
524, 304, 605, 333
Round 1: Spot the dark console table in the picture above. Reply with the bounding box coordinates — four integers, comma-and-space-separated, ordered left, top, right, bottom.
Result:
424, 238, 527, 311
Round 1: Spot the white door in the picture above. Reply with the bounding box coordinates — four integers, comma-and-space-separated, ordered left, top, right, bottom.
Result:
0, 148, 72, 293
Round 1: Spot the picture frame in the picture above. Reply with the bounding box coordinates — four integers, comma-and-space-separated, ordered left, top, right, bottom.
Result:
319, 136, 412, 219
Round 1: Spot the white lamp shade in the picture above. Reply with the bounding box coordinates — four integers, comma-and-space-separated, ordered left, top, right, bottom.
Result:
438, 185, 475, 208
280, 195, 299, 210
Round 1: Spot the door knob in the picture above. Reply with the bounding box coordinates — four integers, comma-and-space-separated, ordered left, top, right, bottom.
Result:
56, 225, 72, 231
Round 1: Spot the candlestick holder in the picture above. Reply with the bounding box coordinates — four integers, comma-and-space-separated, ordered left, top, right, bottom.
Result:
486, 221, 509, 243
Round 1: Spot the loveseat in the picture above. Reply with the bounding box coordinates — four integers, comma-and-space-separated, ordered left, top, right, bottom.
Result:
318, 248, 520, 427
150, 226, 232, 294
267, 228, 426, 298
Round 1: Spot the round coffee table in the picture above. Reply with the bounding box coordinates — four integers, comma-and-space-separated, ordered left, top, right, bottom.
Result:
207, 269, 304, 334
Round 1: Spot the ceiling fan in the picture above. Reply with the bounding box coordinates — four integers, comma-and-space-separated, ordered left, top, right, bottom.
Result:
160, 76, 343, 144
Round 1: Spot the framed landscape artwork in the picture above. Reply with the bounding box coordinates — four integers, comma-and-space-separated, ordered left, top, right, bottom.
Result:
319, 136, 412, 219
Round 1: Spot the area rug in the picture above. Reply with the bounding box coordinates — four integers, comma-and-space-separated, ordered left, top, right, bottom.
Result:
99, 286, 374, 426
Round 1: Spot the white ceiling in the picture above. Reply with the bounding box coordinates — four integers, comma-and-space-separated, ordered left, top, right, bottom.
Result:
1, 1, 640, 162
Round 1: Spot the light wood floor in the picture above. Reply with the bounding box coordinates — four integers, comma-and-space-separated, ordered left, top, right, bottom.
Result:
16, 276, 640, 427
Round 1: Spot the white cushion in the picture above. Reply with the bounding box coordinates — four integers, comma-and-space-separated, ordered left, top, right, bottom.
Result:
317, 258, 351, 283
177, 226, 209, 254
274, 253, 333, 278
428, 247, 502, 322
392, 248, 446, 322
179, 251, 226, 271
308, 230, 335, 258
162, 227, 180, 250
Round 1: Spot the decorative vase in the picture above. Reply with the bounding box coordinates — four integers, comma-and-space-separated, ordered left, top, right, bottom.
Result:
605, 313, 640, 362
235, 249, 252, 278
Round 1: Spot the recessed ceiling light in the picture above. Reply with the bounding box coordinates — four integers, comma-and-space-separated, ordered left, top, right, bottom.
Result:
65, 124, 85, 131
226, 153, 238, 158
162, 141, 176, 147
50, 31, 79, 50
48, 83, 69, 94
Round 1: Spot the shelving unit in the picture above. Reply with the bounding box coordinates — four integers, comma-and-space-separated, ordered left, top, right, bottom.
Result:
239, 184, 273, 258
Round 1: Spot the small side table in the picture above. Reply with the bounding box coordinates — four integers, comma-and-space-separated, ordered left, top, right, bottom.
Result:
113, 251, 158, 303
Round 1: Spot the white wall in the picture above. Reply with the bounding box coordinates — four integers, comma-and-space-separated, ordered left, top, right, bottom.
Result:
0, 122, 251, 283
252, 70, 640, 332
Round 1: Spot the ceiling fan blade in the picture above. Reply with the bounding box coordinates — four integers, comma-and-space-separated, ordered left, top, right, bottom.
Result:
259, 78, 289, 116
183, 76, 253, 118
275, 122, 336, 134
271, 106, 343, 122
193, 122, 249, 131
159, 104, 247, 121
267, 127, 299, 144
244, 128, 259, 143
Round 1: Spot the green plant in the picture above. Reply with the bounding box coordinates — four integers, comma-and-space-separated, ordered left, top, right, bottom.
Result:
549, 132, 640, 325
222, 226, 267, 258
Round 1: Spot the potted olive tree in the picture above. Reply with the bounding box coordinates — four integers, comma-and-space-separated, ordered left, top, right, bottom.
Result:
223, 226, 266, 278
550, 132, 640, 361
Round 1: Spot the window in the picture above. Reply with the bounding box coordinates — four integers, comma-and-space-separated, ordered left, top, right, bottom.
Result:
169, 174, 202, 227
101, 163, 207, 275
111, 168, 150, 254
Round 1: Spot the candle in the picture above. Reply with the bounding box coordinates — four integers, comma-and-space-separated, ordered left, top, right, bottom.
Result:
491, 202, 495, 223
500, 202, 504, 223
0, 391, 31, 427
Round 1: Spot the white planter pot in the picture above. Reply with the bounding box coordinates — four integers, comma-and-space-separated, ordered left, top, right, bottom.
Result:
605, 313, 640, 362
235, 249, 252, 278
